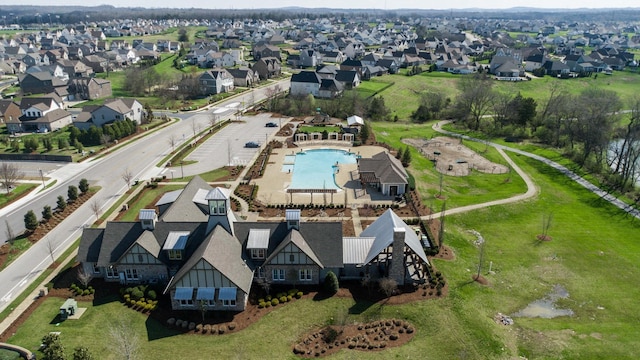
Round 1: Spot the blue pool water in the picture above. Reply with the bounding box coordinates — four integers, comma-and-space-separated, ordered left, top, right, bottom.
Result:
285, 149, 357, 190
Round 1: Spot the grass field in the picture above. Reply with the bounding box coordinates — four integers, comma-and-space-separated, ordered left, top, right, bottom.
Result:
373, 70, 640, 121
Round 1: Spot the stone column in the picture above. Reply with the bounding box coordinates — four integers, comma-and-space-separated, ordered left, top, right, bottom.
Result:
390, 227, 405, 286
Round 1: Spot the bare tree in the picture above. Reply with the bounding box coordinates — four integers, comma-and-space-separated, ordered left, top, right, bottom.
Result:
257, 274, 271, 296
121, 168, 134, 189
191, 118, 200, 137
46, 237, 56, 263
100, 133, 111, 147
109, 317, 139, 360
378, 277, 397, 299
537, 212, 554, 241
0, 162, 23, 194
438, 201, 446, 248
454, 74, 496, 131
208, 114, 218, 129
475, 238, 486, 281
77, 267, 93, 288
5, 219, 15, 246
167, 134, 178, 151
90, 199, 102, 221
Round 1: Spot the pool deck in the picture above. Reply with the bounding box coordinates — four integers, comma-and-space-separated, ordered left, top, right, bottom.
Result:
252, 144, 398, 206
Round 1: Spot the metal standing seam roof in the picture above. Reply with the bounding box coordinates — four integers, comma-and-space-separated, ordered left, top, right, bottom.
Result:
218, 287, 237, 301
155, 189, 182, 206
286, 209, 300, 221
360, 209, 429, 265
247, 229, 270, 249
195, 287, 215, 300
162, 231, 190, 251
205, 187, 231, 200
138, 209, 156, 220
174, 287, 193, 300
192, 188, 210, 205
342, 237, 376, 265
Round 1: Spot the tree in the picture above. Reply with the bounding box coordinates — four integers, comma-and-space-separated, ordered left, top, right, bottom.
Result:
72, 346, 94, 360
24, 210, 38, 231
401, 145, 411, 167
454, 74, 496, 130
68, 185, 79, 202
378, 277, 397, 298
42, 333, 65, 360
411, 104, 432, 123
46, 237, 57, 263
359, 121, 370, 144
177, 27, 189, 42
56, 195, 67, 211
257, 274, 271, 296
90, 199, 102, 221
367, 96, 390, 121
0, 162, 23, 194
4, 219, 15, 246
121, 168, 134, 189
109, 317, 139, 360
438, 201, 446, 247
608, 97, 640, 190
537, 212, 554, 242
42, 205, 53, 222
323, 271, 339, 295
395, 146, 403, 160
475, 237, 486, 281
197, 300, 208, 323
79, 178, 89, 194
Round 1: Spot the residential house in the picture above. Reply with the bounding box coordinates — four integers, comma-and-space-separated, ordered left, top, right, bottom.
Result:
251, 57, 281, 80
18, 71, 68, 95
334, 70, 360, 89
542, 60, 571, 77
199, 69, 235, 95
8, 96, 71, 133
290, 71, 321, 97
299, 49, 320, 68
322, 51, 345, 64
357, 151, 409, 196
340, 58, 365, 78
253, 44, 281, 61
81, 55, 109, 73
0, 100, 21, 124
68, 77, 112, 100
73, 98, 144, 130
77, 177, 431, 312
318, 79, 344, 99
57, 59, 93, 78
227, 68, 259, 87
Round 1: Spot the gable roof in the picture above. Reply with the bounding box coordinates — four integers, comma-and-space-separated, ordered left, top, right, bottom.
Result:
264, 229, 324, 268
360, 209, 429, 265
159, 176, 211, 222
291, 71, 321, 84
167, 226, 253, 294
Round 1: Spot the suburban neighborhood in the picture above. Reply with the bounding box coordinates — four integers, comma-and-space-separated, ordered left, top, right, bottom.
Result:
0, 4, 639, 360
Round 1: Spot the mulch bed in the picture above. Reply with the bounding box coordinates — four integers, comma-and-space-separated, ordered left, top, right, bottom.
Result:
0, 191, 96, 270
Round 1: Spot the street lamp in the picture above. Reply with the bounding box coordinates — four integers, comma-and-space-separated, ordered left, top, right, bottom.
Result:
39, 169, 45, 188
180, 161, 184, 179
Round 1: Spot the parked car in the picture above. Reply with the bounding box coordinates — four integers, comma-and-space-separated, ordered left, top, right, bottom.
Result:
244, 141, 260, 148
265, 122, 278, 127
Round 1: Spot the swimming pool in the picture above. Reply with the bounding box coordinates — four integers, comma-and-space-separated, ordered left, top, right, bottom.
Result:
284, 149, 358, 190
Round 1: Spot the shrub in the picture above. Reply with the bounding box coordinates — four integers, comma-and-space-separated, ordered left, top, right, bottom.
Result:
324, 271, 339, 295
296, 292, 303, 299
279, 296, 287, 303
82, 289, 90, 296
287, 295, 293, 301
265, 302, 271, 307
130, 288, 144, 300
271, 298, 279, 306
266, 295, 272, 301
258, 302, 265, 308
147, 289, 157, 300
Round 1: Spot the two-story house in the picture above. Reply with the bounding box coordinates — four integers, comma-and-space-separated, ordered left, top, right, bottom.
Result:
73, 98, 143, 130
199, 69, 235, 95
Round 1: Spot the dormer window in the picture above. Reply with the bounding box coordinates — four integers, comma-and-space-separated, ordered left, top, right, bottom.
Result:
163, 231, 190, 261
247, 228, 269, 260
209, 199, 226, 215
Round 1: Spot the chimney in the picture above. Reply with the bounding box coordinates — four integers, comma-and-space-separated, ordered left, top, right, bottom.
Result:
139, 209, 157, 230
390, 227, 405, 286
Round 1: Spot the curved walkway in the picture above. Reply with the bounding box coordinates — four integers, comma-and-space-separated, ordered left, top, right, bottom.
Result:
432, 120, 640, 220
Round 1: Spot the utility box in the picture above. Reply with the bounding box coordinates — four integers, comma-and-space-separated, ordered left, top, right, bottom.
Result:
59, 298, 78, 320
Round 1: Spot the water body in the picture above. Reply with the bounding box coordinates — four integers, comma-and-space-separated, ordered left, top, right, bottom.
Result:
513, 285, 574, 319
608, 139, 640, 186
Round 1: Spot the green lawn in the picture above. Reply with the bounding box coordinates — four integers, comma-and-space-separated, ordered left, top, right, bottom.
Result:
0, 183, 38, 209
371, 121, 528, 209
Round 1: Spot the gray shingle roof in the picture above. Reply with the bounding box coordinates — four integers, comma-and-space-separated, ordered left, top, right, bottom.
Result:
358, 151, 408, 184
159, 176, 211, 222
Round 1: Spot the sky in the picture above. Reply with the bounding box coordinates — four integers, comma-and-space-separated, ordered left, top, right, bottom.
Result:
14, 0, 640, 10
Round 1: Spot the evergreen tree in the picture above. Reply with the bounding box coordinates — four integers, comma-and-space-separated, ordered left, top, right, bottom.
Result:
323, 271, 339, 295
68, 185, 78, 202
396, 146, 403, 160
359, 122, 370, 144
24, 210, 38, 231
42, 205, 53, 222
72, 346, 94, 360
79, 178, 89, 194
401, 145, 412, 167
57, 195, 67, 211
42, 333, 65, 360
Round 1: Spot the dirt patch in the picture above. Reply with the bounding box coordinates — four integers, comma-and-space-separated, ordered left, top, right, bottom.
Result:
403, 136, 508, 176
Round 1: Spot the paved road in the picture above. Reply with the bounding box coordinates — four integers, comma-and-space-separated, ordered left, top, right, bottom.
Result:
0, 79, 289, 312
430, 120, 640, 220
